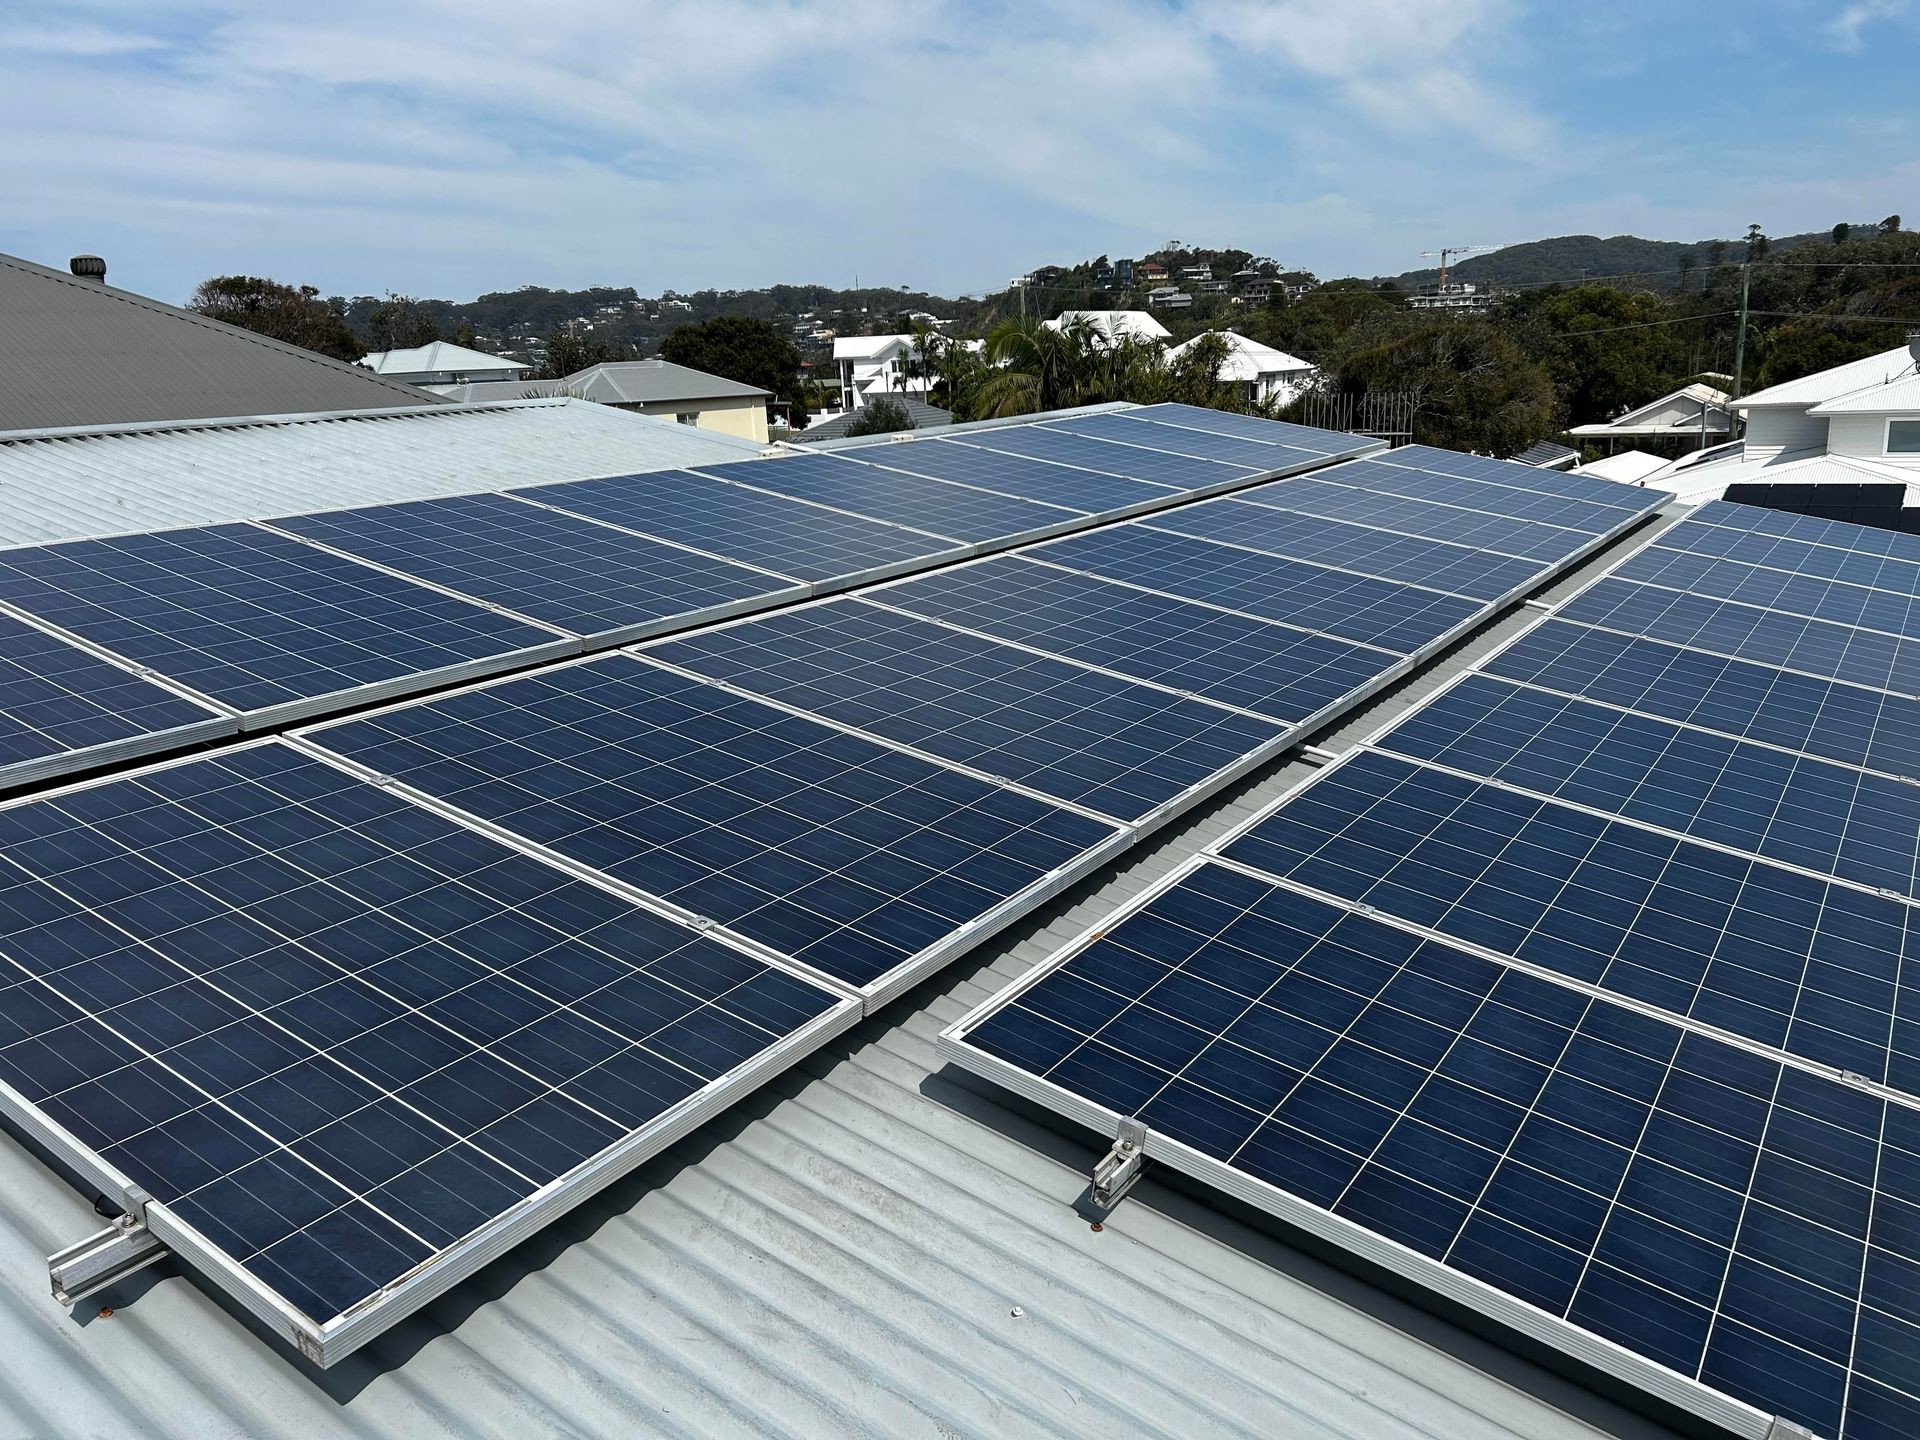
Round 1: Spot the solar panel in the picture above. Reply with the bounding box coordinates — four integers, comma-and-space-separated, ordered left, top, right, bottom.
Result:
1143, 499, 1546, 601
1694, 498, 1920, 563
942, 861, 1920, 1440
945, 427, 1260, 496
840, 436, 1182, 513
639, 598, 1291, 823
871, 555, 1399, 722
1235, 477, 1600, 562
516, 469, 968, 585
1220, 747, 1918, 1087
1123, 403, 1363, 454
1042, 412, 1348, 470
1559, 578, 1920, 696
0, 741, 856, 1362
1381, 672, 1920, 899
266, 492, 808, 644
0, 611, 236, 789
1665, 506, 1920, 596
698, 453, 1079, 543
1311, 458, 1636, 535
1377, 444, 1660, 513
1029, 526, 1483, 654
1487, 618, 1920, 783
300, 654, 1127, 1001
0, 525, 575, 724
1617, 544, 1920, 640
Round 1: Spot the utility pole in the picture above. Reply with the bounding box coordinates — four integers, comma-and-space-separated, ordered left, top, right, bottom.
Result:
1729, 262, 1752, 401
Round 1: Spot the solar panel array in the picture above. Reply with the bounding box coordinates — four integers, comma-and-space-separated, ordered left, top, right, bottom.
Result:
0, 406, 1372, 789
945, 499, 1920, 1439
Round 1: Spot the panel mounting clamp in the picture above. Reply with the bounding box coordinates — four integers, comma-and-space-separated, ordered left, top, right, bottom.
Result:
49, 1189, 167, 1306
1092, 1117, 1149, 1211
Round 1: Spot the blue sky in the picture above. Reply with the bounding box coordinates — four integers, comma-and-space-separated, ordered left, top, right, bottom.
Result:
0, 1, 1912, 305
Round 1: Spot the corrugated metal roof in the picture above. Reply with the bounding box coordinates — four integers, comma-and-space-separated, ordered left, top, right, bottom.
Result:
0, 399, 767, 546
571, 360, 771, 404
0, 251, 444, 429
1652, 444, 1920, 504
0, 520, 1681, 1440
1811, 370, 1920, 414
1737, 346, 1915, 408
360, 342, 531, 378
794, 396, 954, 440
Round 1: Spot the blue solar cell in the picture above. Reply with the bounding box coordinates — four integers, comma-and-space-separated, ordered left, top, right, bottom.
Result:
1041, 412, 1337, 470
517, 468, 965, 583
953, 862, 1918, 1439
268, 492, 800, 640
1666, 510, 1920, 597
1144, 499, 1544, 601
303, 655, 1122, 991
1124, 403, 1360, 454
872, 556, 1397, 721
1382, 673, 1920, 898
1619, 543, 1920, 639
1694, 499, 1920, 565
948, 428, 1261, 495
1221, 747, 1920, 1088
1560, 578, 1920, 696
1312, 457, 1640, 535
1485, 621, 1920, 782
642, 598, 1289, 822
1381, 444, 1661, 513
703, 452, 1077, 541
0, 742, 845, 1324
1032, 525, 1483, 653
839, 435, 1179, 510
0, 611, 233, 784
1236, 478, 1596, 562
0, 524, 569, 717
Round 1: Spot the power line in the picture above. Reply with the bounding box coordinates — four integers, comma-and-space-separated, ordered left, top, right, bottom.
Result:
1547, 310, 1737, 337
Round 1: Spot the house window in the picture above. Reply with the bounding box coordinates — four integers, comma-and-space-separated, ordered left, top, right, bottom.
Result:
676, 413, 699, 426
1888, 419, 1920, 454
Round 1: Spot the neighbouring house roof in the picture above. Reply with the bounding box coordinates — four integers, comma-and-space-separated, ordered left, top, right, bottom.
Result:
558, 359, 770, 405
0, 398, 764, 546
359, 341, 531, 377
1646, 443, 1919, 505
438, 378, 569, 403
1168, 331, 1314, 383
1736, 346, 1919, 408
1515, 440, 1580, 469
1572, 449, 1673, 484
0, 250, 443, 429
832, 334, 913, 362
792, 395, 953, 440
1044, 311, 1171, 343
1566, 383, 1733, 437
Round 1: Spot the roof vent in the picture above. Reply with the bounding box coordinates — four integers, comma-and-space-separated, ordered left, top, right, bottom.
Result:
68, 255, 106, 283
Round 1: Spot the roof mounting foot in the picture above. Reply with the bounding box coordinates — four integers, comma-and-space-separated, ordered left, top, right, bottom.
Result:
1092, 1117, 1149, 1211
50, 1193, 167, 1305
1764, 1420, 1817, 1440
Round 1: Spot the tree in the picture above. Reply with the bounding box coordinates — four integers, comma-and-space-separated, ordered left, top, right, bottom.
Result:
1833, 222, 1853, 245
1744, 223, 1770, 263
365, 293, 441, 351
1508, 285, 1690, 426
659, 315, 808, 427
844, 398, 915, 436
1884, 215, 1904, 234
536, 329, 624, 380
187, 275, 365, 362
1332, 318, 1557, 456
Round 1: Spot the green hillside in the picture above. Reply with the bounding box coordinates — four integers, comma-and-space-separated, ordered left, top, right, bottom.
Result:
1387, 228, 1849, 292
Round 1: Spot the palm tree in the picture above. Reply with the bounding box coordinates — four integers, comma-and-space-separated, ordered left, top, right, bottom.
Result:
975, 315, 1101, 416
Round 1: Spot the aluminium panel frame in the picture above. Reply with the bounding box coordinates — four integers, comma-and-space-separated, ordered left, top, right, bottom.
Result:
0, 735, 863, 1367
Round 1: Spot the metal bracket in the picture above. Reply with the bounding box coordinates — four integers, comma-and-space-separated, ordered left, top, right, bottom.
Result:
50, 1192, 167, 1305
1092, 1117, 1149, 1211
1764, 1419, 1816, 1440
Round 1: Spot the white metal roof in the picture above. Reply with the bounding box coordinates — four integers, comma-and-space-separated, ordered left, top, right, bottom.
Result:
1810, 368, 1920, 414
1044, 311, 1172, 343
1572, 450, 1672, 484
1646, 444, 1918, 504
0, 398, 765, 547
359, 341, 531, 377
832, 334, 913, 361
1566, 384, 1732, 437
1169, 331, 1314, 382
1736, 346, 1917, 408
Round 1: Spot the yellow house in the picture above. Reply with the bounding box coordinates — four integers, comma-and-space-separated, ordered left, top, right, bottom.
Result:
439, 358, 772, 442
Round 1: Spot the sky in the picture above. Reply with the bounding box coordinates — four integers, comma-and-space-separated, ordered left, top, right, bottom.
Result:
0, 0, 1913, 306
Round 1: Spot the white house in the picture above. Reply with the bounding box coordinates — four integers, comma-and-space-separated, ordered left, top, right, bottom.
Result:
1567, 382, 1734, 449
358, 341, 533, 390
1644, 340, 1920, 504
1169, 331, 1316, 406
1042, 311, 1171, 345
832, 334, 930, 410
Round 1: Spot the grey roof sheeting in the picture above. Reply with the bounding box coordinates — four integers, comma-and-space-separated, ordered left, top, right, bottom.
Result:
570, 359, 772, 404
0, 501, 1684, 1440
0, 251, 443, 429
0, 398, 766, 546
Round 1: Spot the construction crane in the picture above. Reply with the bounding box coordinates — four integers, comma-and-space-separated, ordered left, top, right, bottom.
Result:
1418, 244, 1500, 290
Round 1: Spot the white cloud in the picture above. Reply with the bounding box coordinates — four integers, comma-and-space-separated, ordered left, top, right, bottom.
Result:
1825, 0, 1907, 52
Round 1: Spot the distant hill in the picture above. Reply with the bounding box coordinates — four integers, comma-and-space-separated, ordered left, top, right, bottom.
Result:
1387, 229, 1853, 293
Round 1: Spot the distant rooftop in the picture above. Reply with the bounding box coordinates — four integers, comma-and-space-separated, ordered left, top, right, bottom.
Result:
359, 341, 531, 378
0, 250, 442, 430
